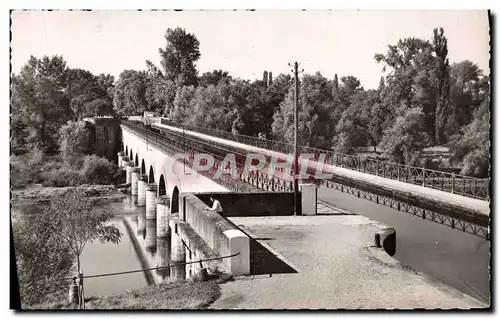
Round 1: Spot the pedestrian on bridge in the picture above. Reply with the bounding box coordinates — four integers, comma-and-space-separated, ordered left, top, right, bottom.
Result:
206, 197, 223, 215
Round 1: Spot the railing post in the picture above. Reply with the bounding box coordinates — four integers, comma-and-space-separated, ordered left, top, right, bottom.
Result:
451, 173, 455, 194
422, 168, 426, 187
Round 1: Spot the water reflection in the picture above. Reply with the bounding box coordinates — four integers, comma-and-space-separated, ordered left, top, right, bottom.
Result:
156, 236, 171, 279
145, 219, 157, 256
137, 210, 146, 240
72, 194, 213, 294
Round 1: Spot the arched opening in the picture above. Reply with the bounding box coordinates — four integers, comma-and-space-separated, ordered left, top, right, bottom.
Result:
135, 153, 139, 167
171, 186, 179, 215
158, 175, 166, 196
149, 166, 155, 183
125, 145, 128, 155
130, 150, 134, 162
141, 159, 146, 175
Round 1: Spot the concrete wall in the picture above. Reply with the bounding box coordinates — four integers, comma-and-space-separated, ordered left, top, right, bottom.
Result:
195, 192, 301, 217
174, 220, 226, 277
179, 193, 250, 275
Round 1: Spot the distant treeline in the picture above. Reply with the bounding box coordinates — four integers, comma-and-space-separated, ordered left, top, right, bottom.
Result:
11, 27, 490, 177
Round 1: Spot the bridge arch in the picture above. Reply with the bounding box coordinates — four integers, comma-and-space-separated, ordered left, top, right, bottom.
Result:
171, 186, 180, 215
158, 175, 167, 196
141, 159, 146, 175
125, 145, 128, 156
135, 153, 139, 167
130, 149, 134, 162
148, 165, 155, 183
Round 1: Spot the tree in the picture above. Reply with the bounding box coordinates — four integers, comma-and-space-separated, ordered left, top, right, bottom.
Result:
159, 27, 201, 87
68, 69, 115, 119
445, 61, 486, 139
375, 37, 433, 127
332, 73, 339, 95
58, 121, 93, 165
13, 207, 73, 306
433, 27, 451, 145
449, 95, 490, 177
113, 70, 149, 116
11, 55, 72, 154
171, 85, 196, 123
262, 71, 269, 88
380, 107, 431, 165
187, 82, 238, 131
199, 69, 232, 87
272, 72, 336, 149
268, 71, 273, 86
38, 189, 122, 275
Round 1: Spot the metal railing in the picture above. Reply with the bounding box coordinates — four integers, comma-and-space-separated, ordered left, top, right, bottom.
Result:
122, 121, 293, 193
157, 119, 490, 201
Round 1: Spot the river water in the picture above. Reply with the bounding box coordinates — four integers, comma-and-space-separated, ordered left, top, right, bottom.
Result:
13, 196, 175, 299
318, 186, 490, 304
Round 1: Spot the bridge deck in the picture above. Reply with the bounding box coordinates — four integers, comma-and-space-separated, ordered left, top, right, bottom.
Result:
153, 123, 489, 218
210, 212, 487, 309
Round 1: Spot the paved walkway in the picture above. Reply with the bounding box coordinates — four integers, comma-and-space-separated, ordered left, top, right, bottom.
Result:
208, 206, 487, 309
154, 123, 489, 216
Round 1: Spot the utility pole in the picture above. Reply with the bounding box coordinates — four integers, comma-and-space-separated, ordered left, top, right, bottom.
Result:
289, 61, 302, 216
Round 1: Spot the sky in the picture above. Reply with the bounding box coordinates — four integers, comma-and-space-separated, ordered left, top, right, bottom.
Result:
10, 10, 490, 89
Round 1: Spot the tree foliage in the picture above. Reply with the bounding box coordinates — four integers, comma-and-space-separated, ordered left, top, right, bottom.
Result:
58, 121, 93, 165
159, 27, 201, 87
37, 189, 122, 273
11, 55, 72, 153
113, 70, 149, 116
13, 207, 73, 306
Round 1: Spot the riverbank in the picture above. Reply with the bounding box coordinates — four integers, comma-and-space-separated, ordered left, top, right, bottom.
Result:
10, 184, 129, 207
29, 274, 232, 310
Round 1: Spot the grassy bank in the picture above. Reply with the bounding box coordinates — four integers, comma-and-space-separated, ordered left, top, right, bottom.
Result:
11, 184, 128, 207
29, 276, 232, 310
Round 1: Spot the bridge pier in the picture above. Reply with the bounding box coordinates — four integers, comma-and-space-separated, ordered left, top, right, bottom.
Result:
125, 161, 134, 184
117, 151, 125, 167
131, 168, 140, 195
156, 196, 170, 238
137, 175, 148, 207
121, 156, 130, 171
145, 184, 158, 219
170, 217, 186, 281
145, 219, 157, 255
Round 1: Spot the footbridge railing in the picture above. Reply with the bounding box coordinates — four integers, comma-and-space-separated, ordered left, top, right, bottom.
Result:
158, 118, 490, 201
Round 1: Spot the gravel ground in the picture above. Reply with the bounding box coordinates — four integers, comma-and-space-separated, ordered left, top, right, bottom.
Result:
210, 214, 488, 310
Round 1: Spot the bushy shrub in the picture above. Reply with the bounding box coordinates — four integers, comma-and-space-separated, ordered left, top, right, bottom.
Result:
10, 151, 47, 189
59, 121, 93, 165
41, 168, 85, 187
81, 155, 121, 185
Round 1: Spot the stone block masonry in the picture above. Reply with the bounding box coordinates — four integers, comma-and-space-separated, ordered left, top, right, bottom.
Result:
145, 184, 158, 219
131, 167, 140, 195
137, 174, 148, 206
156, 196, 170, 238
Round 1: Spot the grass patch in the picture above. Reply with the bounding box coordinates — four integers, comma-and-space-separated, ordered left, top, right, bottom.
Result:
30, 278, 227, 310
